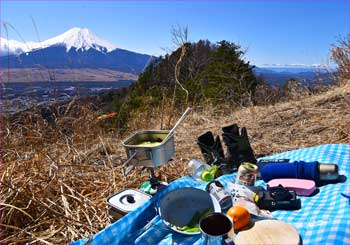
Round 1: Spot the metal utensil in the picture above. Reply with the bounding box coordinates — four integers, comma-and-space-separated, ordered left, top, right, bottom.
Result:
163, 107, 192, 142
200, 212, 233, 245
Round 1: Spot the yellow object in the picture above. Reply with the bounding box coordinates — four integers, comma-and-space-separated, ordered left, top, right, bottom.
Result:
201, 165, 218, 182
137, 141, 162, 147
253, 193, 259, 203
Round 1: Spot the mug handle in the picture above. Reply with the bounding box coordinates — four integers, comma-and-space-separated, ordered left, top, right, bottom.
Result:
223, 236, 234, 245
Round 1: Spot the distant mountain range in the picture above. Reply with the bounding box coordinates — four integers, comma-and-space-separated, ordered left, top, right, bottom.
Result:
254, 65, 335, 86
0, 28, 153, 82
0, 28, 336, 86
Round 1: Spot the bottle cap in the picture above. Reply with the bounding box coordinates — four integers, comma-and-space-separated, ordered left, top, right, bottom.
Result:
318, 164, 339, 181
241, 162, 258, 172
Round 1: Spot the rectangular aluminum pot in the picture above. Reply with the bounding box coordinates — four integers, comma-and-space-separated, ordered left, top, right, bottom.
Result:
122, 130, 175, 168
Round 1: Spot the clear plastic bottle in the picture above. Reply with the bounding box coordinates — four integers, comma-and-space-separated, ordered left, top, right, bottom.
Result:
187, 159, 211, 182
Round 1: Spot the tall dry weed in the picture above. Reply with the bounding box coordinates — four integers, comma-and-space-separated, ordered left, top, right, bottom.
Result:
2, 82, 350, 244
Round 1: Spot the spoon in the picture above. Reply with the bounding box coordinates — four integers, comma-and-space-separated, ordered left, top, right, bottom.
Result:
163, 107, 192, 142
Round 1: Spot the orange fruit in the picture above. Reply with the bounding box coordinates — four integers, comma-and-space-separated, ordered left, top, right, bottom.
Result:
226, 205, 251, 231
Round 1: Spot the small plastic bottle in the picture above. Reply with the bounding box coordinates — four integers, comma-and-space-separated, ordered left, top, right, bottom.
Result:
187, 159, 211, 182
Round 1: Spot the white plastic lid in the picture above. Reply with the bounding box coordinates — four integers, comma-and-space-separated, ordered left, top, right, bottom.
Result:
108, 189, 151, 213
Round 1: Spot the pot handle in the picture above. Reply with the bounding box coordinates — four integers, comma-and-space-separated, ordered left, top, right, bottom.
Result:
122, 152, 138, 176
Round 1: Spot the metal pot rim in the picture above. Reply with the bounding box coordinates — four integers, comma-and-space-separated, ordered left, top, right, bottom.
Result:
122, 130, 173, 148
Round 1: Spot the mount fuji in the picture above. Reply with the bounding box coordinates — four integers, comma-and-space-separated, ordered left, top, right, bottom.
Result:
1, 28, 118, 55
0, 28, 153, 81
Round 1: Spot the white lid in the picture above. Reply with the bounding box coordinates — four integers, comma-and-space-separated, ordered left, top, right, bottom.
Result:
108, 189, 151, 213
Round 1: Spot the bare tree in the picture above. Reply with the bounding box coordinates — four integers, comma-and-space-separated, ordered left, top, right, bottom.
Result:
171, 25, 189, 103
331, 35, 350, 84
165, 25, 190, 128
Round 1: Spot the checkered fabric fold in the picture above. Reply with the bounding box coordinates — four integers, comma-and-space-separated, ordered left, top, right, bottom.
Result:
71, 144, 350, 245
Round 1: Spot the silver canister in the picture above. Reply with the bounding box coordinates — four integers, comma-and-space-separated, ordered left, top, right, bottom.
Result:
200, 212, 233, 245
235, 162, 258, 186
206, 180, 232, 212
319, 163, 339, 181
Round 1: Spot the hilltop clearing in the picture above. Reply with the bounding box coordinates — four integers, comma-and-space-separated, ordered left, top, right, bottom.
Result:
1, 83, 349, 244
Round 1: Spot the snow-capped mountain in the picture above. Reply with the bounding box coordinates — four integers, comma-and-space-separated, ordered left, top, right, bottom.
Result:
0, 28, 152, 75
34, 27, 118, 53
0, 27, 117, 56
0, 37, 34, 56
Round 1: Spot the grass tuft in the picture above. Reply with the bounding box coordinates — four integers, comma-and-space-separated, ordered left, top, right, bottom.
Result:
1, 83, 349, 244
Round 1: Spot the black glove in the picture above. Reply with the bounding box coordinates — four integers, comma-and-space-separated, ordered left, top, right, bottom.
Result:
222, 124, 257, 169
197, 131, 233, 175
197, 131, 224, 165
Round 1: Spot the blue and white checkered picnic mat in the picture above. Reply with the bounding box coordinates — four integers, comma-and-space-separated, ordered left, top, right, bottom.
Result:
71, 144, 350, 245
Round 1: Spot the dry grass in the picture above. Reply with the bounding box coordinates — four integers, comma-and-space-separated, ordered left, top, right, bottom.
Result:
1, 83, 349, 244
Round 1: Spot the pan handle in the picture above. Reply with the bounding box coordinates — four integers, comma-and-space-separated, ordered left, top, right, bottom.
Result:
124, 162, 140, 176
122, 152, 137, 167
122, 152, 138, 176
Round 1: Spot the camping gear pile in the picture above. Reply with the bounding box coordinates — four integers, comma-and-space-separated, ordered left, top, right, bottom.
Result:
194, 124, 341, 216
72, 112, 349, 244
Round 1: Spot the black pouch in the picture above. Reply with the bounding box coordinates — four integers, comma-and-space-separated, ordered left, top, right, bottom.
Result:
256, 185, 301, 210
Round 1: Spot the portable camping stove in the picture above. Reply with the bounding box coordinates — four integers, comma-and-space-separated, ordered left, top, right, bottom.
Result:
121, 108, 192, 195
139, 167, 168, 195
121, 130, 173, 195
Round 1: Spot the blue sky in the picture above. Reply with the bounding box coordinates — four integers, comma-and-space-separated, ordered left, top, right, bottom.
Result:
1, 0, 349, 66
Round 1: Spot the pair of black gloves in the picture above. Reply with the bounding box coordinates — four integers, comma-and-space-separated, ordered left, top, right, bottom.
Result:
197, 124, 256, 175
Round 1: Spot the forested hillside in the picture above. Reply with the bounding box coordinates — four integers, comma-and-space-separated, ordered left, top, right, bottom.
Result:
111, 40, 259, 128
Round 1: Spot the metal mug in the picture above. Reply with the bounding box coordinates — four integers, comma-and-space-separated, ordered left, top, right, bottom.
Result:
199, 212, 233, 245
